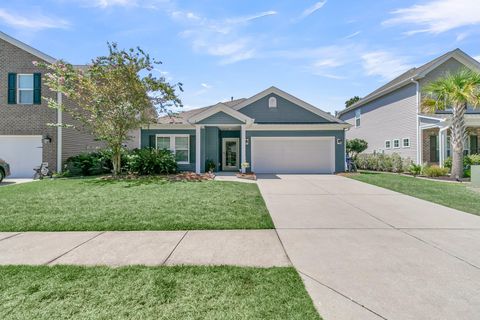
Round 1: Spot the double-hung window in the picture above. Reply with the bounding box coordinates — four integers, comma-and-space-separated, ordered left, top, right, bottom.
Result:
385, 140, 391, 149
402, 138, 410, 148
156, 134, 189, 164
18, 74, 34, 104
355, 109, 361, 127
393, 139, 400, 148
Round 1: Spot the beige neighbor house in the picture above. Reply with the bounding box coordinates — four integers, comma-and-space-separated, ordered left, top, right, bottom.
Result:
337, 49, 480, 167
0, 31, 139, 178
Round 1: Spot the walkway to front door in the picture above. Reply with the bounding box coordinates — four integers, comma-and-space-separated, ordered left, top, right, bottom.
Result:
256, 174, 480, 320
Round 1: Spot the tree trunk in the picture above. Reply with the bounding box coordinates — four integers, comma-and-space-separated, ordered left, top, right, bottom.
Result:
112, 146, 122, 176
450, 102, 467, 179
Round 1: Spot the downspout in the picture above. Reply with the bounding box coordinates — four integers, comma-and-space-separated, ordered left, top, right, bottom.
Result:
411, 79, 421, 165
56, 92, 63, 173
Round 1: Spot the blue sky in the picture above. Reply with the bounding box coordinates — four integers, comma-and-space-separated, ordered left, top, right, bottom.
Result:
1, 0, 480, 114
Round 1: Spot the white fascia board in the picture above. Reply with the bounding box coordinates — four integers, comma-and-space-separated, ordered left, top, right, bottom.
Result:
248, 123, 351, 131
187, 103, 254, 124
233, 86, 343, 124
142, 123, 195, 129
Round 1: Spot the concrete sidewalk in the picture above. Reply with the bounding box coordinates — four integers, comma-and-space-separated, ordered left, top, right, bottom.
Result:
0, 230, 290, 267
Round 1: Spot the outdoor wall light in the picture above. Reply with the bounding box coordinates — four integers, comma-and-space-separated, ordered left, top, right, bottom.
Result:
337, 138, 343, 145
42, 135, 52, 144
245, 138, 249, 146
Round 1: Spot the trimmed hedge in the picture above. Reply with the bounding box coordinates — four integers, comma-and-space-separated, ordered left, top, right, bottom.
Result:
355, 153, 412, 173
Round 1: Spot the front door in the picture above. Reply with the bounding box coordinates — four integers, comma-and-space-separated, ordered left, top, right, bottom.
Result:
222, 138, 239, 171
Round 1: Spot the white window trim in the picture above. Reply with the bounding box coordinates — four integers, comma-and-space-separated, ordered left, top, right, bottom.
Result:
402, 137, 410, 148
385, 140, 391, 149
355, 109, 361, 128
17, 73, 34, 105
393, 139, 400, 149
155, 134, 190, 164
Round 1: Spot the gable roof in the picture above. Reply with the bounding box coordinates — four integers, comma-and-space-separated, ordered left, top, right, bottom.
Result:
187, 103, 254, 124
233, 86, 345, 124
337, 48, 480, 117
0, 31, 57, 64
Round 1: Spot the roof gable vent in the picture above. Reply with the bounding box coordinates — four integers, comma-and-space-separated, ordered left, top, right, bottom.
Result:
268, 96, 277, 108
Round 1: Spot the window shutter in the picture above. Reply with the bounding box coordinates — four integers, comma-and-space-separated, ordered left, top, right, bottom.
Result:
470, 135, 478, 154
7, 73, 16, 104
33, 73, 41, 105
149, 135, 156, 148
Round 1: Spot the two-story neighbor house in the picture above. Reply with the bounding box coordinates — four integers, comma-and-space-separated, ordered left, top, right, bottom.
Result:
143, 86, 350, 174
0, 32, 110, 178
338, 49, 480, 166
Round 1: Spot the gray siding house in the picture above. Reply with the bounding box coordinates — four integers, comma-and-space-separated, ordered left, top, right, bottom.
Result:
0, 32, 139, 178
143, 87, 350, 174
337, 49, 480, 166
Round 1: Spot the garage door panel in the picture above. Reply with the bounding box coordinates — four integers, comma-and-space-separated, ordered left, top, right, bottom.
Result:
0, 136, 43, 178
252, 137, 335, 174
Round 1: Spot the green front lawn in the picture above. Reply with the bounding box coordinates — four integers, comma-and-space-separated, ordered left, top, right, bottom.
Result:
0, 265, 320, 320
0, 177, 273, 231
348, 172, 480, 216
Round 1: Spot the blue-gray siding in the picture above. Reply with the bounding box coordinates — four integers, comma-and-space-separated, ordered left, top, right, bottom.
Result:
239, 93, 329, 124
198, 111, 245, 124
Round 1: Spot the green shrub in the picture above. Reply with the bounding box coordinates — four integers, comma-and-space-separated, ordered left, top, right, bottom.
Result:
422, 165, 449, 177
125, 148, 177, 175
64, 152, 111, 176
355, 153, 411, 173
205, 159, 216, 172
409, 164, 422, 177
469, 154, 480, 165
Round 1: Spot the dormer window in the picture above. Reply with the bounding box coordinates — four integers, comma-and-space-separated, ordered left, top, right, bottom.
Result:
268, 96, 277, 108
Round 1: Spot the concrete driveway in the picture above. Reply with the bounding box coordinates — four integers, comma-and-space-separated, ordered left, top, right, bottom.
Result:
257, 174, 480, 320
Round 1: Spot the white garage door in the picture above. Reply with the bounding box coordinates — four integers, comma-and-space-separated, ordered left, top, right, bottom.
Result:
0, 136, 42, 178
251, 136, 335, 174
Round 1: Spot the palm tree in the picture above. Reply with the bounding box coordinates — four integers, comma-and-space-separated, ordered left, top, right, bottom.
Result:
422, 68, 480, 179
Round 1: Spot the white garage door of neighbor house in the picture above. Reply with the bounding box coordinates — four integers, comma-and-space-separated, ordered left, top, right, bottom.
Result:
251, 136, 335, 174
0, 136, 42, 178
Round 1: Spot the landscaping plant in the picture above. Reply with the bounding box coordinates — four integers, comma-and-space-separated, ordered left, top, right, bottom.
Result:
422, 165, 449, 178
346, 138, 368, 159
38, 43, 182, 176
409, 164, 422, 177
422, 69, 480, 179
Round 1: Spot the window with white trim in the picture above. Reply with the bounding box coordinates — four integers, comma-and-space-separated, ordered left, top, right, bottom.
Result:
402, 138, 410, 148
268, 96, 277, 108
393, 139, 400, 148
156, 134, 190, 164
385, 140, 391, 149
355, 109, 361, 127
17, 74, 34, 104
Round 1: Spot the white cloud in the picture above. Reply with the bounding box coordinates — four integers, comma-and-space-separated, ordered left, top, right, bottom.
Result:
78, 0, 169, 8
383, 0, 480, 35
201, 83, 212, 89
172, 10, 275, 64
0, 8, 69, 31
343, 31, 361, 39
300, 1, 327, 19
361, 51, 412, 80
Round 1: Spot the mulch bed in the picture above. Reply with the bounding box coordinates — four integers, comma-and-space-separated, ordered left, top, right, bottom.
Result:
236, 173, 257, 181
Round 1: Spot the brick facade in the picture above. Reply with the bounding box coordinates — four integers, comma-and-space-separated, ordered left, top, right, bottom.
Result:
0, 38, 57, 169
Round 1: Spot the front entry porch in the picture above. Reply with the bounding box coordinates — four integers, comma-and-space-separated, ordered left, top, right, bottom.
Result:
195, 125, 246, 174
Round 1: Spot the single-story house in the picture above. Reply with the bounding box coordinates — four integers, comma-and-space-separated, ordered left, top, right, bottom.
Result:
141, 87, 351, 174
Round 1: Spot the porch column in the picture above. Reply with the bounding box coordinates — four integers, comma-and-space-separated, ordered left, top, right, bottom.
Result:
439, 129, 447, 167
241, 124, 246, 173
195, 125, 201, 174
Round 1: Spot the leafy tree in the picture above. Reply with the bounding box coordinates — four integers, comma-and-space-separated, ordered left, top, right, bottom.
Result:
422, 68, 480, 179
346, 138, 368, 159
38, 43, 182, 175
345, 96, 360, 108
